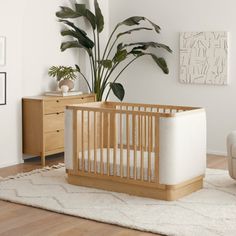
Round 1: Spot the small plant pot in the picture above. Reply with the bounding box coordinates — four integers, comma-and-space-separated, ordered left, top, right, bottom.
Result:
58, 80, 74, 91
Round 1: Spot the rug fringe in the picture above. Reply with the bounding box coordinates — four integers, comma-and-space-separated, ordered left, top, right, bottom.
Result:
0, 163, 65, 182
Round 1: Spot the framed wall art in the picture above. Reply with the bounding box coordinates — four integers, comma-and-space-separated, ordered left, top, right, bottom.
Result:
0, 37, 6, 66
0, 72, 6, 105
180, 31, 228, 85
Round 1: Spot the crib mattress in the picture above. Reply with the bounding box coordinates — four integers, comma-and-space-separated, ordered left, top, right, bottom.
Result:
77, 148, 156, 181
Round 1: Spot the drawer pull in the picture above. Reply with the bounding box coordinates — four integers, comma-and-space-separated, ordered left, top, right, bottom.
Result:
57, 130, 60, 133
56, 112, 59, 115
56, 100, 59, 103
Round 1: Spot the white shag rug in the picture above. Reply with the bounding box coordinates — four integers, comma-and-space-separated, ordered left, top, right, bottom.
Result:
0, 165, 236, 236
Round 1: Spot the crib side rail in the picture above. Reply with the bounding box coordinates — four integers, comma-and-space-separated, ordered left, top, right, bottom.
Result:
67, 101, 200, 117
106, 101, 199, 114
69, 106, 161, 186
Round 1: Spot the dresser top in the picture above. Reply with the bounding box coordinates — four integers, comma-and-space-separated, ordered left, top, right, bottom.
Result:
23, 93, 95, 101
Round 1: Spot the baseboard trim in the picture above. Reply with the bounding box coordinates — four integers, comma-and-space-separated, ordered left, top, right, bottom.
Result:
207, 150, 227, 157
0, 160, 23, 168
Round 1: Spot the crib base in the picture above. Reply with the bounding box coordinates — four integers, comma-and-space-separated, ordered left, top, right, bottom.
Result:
67, 173, 203, 201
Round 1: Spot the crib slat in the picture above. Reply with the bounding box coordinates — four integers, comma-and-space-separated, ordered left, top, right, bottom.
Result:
94, 112, 97, 174
155, 115, 159, 183
132, 107, 135, 148
140, 115, 144, 181
88, 111, 91, 173
120, 112, 123, 177
113, 113, 117, 176
133, 114, 137, 179
151, 110, 154, 181
150, 109, 153, 153
100, 112, 104, 175
81, 110, 84, 172
126, 113, 130, 179
107, 113, 110, 176
138, 114, 141, 179
73, 110, 78, 171
148, 115, 152, 182
144, 107, 147, 151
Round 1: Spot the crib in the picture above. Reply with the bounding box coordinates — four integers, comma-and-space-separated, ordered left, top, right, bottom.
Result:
65, 102, 206, 201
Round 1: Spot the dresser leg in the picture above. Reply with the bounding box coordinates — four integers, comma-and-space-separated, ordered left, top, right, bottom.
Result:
41, 154, 46, 166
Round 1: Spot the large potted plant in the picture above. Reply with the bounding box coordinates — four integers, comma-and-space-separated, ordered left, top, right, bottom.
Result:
56, 0, 172, 101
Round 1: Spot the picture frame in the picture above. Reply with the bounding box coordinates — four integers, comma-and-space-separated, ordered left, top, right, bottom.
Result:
0, 36, 6, 66
0, 72, 6, 105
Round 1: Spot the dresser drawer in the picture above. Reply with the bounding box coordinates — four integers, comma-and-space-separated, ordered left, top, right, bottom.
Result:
44, 96, 95, 114
44, 113, 64, 132
45, 130, 64, 152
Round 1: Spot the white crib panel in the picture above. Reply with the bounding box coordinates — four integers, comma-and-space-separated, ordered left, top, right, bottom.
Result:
159, 110, 206, 185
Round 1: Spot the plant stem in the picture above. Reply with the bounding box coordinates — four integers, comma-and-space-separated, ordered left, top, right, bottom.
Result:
89, 56, 94, 91
105, 56, 140, 101
97, 24, 120, 100
97, 31, 102, 94
79, 71, 92, 92
106, 38, 118, 60
91, 54, 97, 91
100, 24, 119, 67
93, 30, 97, 77
97, 32, 101, 65
100, 37, 119, 80
102, 61, 120, 88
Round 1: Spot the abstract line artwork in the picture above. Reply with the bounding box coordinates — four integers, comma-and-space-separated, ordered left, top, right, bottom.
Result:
180, 32, 228, 85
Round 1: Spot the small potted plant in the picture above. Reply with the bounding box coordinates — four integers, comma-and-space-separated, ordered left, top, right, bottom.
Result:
48, 66, 79, 92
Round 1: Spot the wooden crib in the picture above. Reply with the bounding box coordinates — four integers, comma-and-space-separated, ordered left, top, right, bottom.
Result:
65, 102, 206, 201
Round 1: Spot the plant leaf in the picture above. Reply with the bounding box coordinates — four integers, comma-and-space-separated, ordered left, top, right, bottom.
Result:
100, 60, 113, 69
75, 4, 86, 15
75, 4, 96, 30
113, 49, 128, 64
61, 39, 93, 56
94, 0, 104, 33
59, 19, 87, 35
56, 6, 80, 18
85, 9, 96, 30
75, 64, 81, 73
61, 29, 79, 38
116, 27, 152, 39
146, 19, 161, 33
119, 16, 145, 26
48, 66, 77, 81
110, 83, 125, 101
129, 50, 144, 56
117, 43, 123, 51
59, 20, 95, 49
60, 41, 82, 52
60, 29, 93, 54
117, 16, 161, 34
149, 54, 169, 74
124, 42, 172, 53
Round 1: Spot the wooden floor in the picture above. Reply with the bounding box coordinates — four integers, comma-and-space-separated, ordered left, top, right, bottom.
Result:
0, 154, 228, 236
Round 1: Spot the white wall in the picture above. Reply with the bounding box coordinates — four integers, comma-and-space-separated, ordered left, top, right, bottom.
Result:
0, 0, 109, 167
0, 0, 233, 168
109, 0, 236, 155
0, 1, 23, 167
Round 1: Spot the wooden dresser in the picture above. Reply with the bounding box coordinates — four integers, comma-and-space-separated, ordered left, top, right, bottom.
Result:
22, 94, 95, 166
